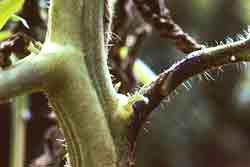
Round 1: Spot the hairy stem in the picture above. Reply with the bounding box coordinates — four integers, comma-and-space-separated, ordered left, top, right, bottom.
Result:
42, 0, 127, 166
128, 34, 250, 146
48, 0, 118, 122
45, 52, 118, 167
143, 36, 250, 112
0, 54, 45, 103
46, 0, 84, 47
82, 0, 119, 120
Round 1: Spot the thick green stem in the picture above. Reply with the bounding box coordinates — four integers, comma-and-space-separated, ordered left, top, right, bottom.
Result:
80, 0, 119, 119
48, 0, 119, 121
46, 0, 84, 47
45, 53, 117, 167
0, 54, 45, 103
41, 46, 118, 167
42, 0, 129, 166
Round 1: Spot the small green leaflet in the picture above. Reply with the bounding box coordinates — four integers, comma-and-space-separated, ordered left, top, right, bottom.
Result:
0, 0, 25, 30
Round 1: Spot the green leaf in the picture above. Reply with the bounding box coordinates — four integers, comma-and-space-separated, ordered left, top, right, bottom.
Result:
0, 30, 12, 41
0, 0, 25, 30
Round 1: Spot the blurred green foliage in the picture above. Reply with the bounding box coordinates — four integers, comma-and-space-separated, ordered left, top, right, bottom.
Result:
0, 0, 25, 30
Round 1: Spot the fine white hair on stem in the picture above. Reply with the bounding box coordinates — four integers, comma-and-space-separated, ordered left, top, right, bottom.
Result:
105, 31, 122, 41
202, 71, 215, 81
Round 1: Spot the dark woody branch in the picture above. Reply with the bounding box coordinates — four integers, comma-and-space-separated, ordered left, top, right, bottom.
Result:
133, 0, 203, 53
128, 34, 250, 151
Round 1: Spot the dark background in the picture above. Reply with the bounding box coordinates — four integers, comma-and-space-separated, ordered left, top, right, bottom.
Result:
2, 0, 250, 166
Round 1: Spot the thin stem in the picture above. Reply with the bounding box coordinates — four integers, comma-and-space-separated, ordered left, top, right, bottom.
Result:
82, 0, 119, 120
128, 34, 250, 150
9, 56, 30, 167
10, 95, 29, 167
143, 36, 250, 112
104, 0, 117, 45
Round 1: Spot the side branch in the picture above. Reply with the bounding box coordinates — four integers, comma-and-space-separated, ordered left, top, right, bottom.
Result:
129, 36, 250, 146
133, 0, 203, 53
0, 55, 44, 102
